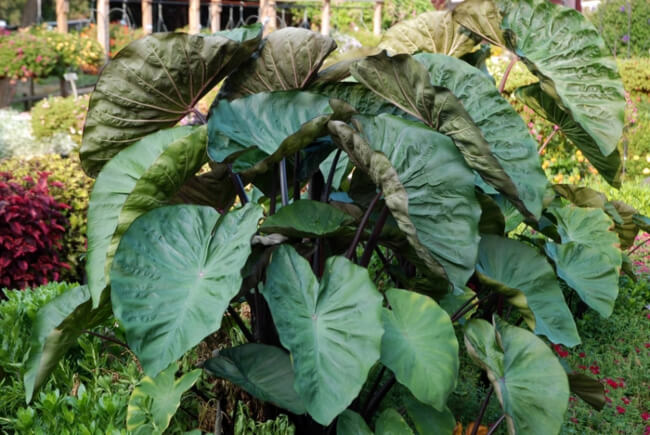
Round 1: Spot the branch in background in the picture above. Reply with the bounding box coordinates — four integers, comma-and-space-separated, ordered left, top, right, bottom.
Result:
359, 206, 390, 267
538, 126, 558, 155
322, 148, 342, 202
227, 305, 255, 343
470, 386, 494, 435
83, 330, 129, 349
628, 237, 650, 255
227, 164, 249, 205
292, 151, 301, 201
498, 55, 519, 94
279, 158, 289, 206
345, 190, 382, 260
487, 414, 506, 435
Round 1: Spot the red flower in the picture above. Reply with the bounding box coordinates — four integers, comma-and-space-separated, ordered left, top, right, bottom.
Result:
606, 379, 619, 389
642, 412, 649, 421
622, 397, 630, 405
569, 396, 577, 402
578, 365, 587, 370
553, 344, 569, 358
605, 396, 612, 403
589, 365, 600, 375
579, 352, 586, 358
616, 406, 626, 414
645, 343, 650, 348
570, 417, 578, 424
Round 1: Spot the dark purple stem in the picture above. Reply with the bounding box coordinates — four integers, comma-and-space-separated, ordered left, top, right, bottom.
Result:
227, 164, 248, 205
359, 206, 390, 267
322, 148, 342, 202
470, 387, 494, 435
345, 191, 382, 260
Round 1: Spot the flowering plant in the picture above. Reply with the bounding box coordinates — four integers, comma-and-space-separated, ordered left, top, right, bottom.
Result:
0, 33, 58, 81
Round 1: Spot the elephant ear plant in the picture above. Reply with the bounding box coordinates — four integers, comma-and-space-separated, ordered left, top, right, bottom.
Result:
22, 2, 650, 433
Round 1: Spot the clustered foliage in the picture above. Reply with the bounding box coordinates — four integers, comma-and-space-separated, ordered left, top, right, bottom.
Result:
587, 0, 650, 57
0, 154, 93, 283
30, 95, 90, 145
0, 172, 69, 290
18, 0, 650, 434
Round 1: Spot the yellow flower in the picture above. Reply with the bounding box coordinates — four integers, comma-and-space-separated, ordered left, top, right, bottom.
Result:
643, 168, 650, 175
646, 154, 650, 163
633, 155, 640, 161
542, 161, 551, 170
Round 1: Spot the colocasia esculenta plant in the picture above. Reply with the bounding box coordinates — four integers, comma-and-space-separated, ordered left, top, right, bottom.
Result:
23, 0, 650, 433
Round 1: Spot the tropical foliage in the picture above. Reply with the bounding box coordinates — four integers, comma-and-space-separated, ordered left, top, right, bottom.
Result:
21, 1, 650, 433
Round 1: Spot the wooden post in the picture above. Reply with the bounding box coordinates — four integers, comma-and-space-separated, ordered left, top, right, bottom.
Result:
142, 0, 153, 34
97, 0, 110, 58
373, 0, 383, 36
321, 0, 330, 36
210, 0, 221, 33
189, 0, 201, 34
56, 0, 68, 33
261, 0, 276, 35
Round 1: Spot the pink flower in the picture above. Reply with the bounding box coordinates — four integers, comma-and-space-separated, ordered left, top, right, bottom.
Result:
642, 412, 649, 421
589, 365, 600, 375
616, 406, 626, 414
605, 396, 612, 403
35, 55, 42, 63
622, 397, 630, 405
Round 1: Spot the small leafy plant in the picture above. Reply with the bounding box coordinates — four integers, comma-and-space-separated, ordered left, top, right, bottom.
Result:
23, 1, 650, 433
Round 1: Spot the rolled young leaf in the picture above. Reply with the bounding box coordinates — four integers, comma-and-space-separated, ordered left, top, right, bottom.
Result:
415, 53, 547, 218
329, 114, 481, 289
464, 316, 570, 435
80, 26, 262, 176
203, 344, 305, 414
219, 27, 337, 100
380, 289, 458, 410
350, 52, 535, 219
379, 11, 477, 57
127, 361, 201, 434
111, 204, 263, 376
24, 285, 112, 402
262, 245, 383, 425
476, 235, 580, 347
86, 126, 208, 307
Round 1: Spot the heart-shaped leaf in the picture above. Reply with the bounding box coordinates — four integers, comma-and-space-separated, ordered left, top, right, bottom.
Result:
544, 206, 621, 317
24, 286, 112, 402
516, 84, 622, 187
405, 396, 456, 435
260, 200, 354, 238
219, 28, 336, 100
208, 91, 334, 176
375, 409, 414, 435
86, 126, 207, 307
350, 52, 534, 219
80, 26, 261, 176
262, 245, 383, 425
336, 410, 373, 435
464, 317, 569, 435
329, 114, 480, 289
453, 0, 507, 47
111, 204, 263, 376
476, 235, 580, 346
127, 361, 201, 435
415, 53, 547, 218
380, 289, 459, 410
379, 11, 477, 57
203, 344, 305, 414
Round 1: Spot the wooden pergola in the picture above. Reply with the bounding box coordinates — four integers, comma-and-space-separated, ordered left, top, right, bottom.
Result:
53, 0, 384, 57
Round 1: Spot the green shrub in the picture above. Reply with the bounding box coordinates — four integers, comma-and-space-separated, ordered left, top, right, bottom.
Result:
618, 58, 650, 94
31, 95, 89, 145
0, 154, 93, 283
587, 0, 650, 57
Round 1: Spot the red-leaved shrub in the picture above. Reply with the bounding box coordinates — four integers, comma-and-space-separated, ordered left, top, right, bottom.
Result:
0, 171, 70, 290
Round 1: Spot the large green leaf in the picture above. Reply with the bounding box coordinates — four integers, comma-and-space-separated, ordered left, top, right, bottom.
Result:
516, 84, 621, 187
476, 191, 506, 236
203, 344, 305, 414
405, 396, 456, 435
544, 206, 621, 317
86, 126, 207, 307
310, 82, 409, 118
378, 11, 477, 57
127, 361, 201, 435
476, 235, 580, 346
609, 200, 640, 250
380, 289, 458, 410
24, 286, 111, 402
329, 114, 480, 289
350, 52, 534, 219
207, 91, 334, 176
453, 0, 506, 47
260, 199, 354, 238
375, 409, 414, 435
567, 372, 606, 411
111, 204, 263, 376
464, 317, 569, 435
336, 410, 373, 435
456, 0, 624, 177
262, 245, 383, 425
80, 26, 261, 176
415, 53, 547, 218
219, 28, 336, 100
